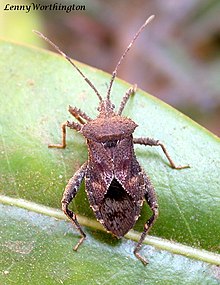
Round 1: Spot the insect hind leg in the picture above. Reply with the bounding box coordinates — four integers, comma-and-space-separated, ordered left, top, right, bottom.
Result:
61, 162, 87, 251
134, 174, 158, 265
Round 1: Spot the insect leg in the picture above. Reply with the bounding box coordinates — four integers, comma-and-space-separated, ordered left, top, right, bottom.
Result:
134, 174, 158, 265
48, 121, 82, 148
117, 84, 137, 115
69, 105, 92, 124
133, 137, 189, 169
62, 162, 87, 251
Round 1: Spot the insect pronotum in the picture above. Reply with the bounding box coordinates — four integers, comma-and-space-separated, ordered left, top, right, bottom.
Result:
34, 15, 189, 265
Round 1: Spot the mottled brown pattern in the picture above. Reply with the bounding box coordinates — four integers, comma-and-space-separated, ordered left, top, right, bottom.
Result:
85, 135, 146, 237
37, 15, 188, 265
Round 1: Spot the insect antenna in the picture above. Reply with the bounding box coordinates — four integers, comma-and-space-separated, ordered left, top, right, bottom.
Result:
106, 15, 155, 101
33, 30, 103, 102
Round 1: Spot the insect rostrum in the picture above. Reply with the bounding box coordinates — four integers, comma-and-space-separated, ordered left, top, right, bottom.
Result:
34, 15, 189, 265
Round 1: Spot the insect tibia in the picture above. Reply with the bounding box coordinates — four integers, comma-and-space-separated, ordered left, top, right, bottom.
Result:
117, 85, 137, 116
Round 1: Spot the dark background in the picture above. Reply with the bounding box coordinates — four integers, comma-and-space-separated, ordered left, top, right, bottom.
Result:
1, 0, 220, 135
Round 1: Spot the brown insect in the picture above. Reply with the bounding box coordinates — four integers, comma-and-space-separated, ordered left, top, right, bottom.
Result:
34, 15, 189, 265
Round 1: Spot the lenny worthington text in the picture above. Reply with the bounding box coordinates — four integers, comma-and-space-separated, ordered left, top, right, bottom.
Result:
4, 3, 86, 13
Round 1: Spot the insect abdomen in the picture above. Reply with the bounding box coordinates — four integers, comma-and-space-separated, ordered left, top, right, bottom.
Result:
99, 178, 139, 237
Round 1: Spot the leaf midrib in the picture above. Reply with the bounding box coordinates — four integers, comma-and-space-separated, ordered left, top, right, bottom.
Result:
1, 194, 219, 266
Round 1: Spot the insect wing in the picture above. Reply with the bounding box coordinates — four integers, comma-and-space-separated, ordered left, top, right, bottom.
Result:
85, 138, 145, 237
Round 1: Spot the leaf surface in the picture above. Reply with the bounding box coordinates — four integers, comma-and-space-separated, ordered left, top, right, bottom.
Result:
0, 41, 220, 284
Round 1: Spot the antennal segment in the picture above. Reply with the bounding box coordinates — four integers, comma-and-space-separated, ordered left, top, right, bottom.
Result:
106, 15, 155, 100
33, 30, 103, 102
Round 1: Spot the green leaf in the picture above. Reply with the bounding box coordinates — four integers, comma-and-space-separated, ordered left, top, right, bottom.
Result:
0, 199, 220, 285
0, 40, 220, 284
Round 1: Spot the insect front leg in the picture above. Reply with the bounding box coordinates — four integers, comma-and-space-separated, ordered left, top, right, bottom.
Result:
62, 162, 87, 251
117, 84, 137, 115
134, 174, 158, 265
68, 105, 92, 124
134, 137, 189, 169
48, 121, 82, 149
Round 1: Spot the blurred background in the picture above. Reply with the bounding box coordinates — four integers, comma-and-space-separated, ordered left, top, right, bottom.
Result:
1, 0, 220, 136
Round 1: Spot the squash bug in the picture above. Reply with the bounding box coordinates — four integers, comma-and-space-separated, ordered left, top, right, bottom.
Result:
34, 15, 189, 265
